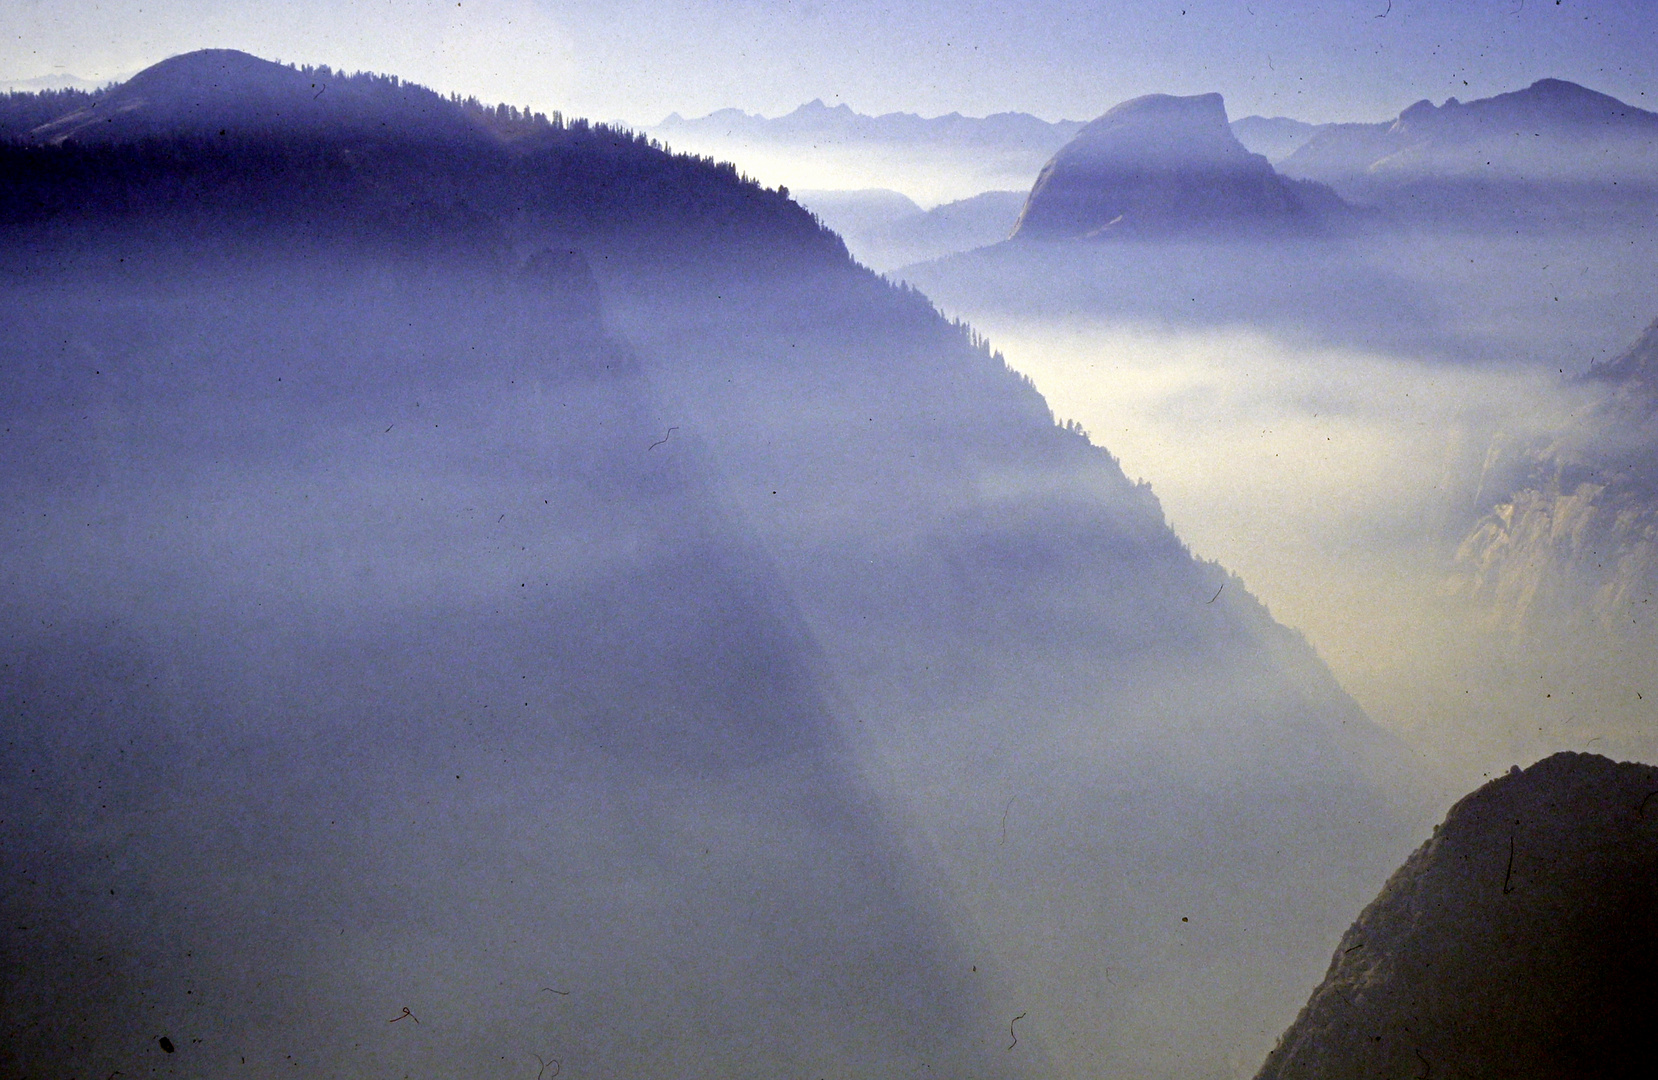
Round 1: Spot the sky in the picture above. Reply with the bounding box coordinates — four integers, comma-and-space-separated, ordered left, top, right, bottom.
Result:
4, 0, 1655, 126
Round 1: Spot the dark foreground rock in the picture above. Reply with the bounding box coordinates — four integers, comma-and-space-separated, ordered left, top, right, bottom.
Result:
1257, 751, 1658, 1080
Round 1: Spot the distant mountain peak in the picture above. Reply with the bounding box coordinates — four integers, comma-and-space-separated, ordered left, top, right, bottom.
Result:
1395, 97, 1437, 126
1012, 91, 1341, 239
1524, 76, 1627, 103
1038, 92, 1259, 179
1, 70, 125, 93
1283, 76, 1658, 204
1531, 76, 1589, 93
792, 98, 855, 116
1394, 77, 1654, 132
1108, 91, 1228, 122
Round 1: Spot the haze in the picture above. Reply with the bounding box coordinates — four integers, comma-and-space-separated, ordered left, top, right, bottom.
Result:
8, 1, 1656, 127
6, 5, 1658, 1079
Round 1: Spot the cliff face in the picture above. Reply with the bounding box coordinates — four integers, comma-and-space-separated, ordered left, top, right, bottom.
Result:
1441, 317, 1658, 756
1453, 477, 1658, 643
1011, 92, 1340, 239
1256, 751, 1658, 1080
1452, 318, 1658, 639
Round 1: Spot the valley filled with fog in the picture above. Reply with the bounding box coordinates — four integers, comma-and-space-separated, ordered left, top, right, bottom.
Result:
721, 78, 1658, 793
906, 222, 1658, 790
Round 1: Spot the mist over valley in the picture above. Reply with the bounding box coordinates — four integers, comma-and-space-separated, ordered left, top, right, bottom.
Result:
4, 24, 1658, 1080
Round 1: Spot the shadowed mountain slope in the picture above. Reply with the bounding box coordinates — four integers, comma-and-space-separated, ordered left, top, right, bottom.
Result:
1, 50, 837, 271
1, 86, 97, 138
26, 49, 482, 146
797, 187, 1025, 270
1256, 752, 1658, 1080
2, 50, 1426, 1080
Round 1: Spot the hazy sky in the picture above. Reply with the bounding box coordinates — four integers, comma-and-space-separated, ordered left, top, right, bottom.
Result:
5, 1, 1655, 126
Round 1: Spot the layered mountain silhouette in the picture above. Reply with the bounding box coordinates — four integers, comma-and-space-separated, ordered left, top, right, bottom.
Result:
650, 101, 1084, 204
1, 50, 1422, 1080
1011, 92, 1345, 239
0, 51, 832, 266
1257, 752, 1658, 1079
795, 187, 1026, 269
1281, 78, 1658, 221
1, 71, 115, 93
657, 98, 1083, 154
879, 189, 1026, 253
1230, 114, 1323, 162
792, 185, 924, 238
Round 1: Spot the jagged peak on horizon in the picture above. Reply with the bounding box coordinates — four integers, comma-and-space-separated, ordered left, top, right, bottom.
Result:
650, 99, 1083, 131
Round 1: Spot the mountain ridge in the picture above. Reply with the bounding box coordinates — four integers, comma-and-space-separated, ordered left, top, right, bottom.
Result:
1281, 77, 1658, 217
1230, 114, 1323, 161
0, 49, 841, 274
26, 49, 487, 146
656, 99, 1085, 148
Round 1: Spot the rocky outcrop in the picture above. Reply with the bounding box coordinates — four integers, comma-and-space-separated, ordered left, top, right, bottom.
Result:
1452, 317, 1658, 643
1011, 92, 1342, 239
1257, 752, 1658, 1080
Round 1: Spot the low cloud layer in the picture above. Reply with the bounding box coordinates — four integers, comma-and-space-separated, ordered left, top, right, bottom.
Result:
960, 312, 1651, 785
